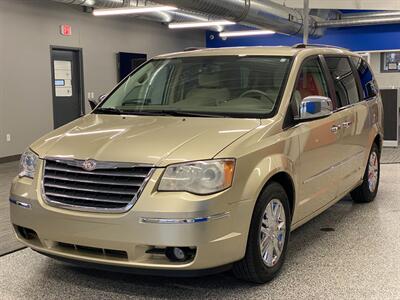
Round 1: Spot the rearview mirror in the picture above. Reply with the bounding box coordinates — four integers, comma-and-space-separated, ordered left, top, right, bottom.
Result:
295, 96, 333, 121
88, 94, 107, 110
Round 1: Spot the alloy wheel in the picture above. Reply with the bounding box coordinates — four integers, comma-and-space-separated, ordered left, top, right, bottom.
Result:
368, 151, 379, 193
259, 199, 286, 267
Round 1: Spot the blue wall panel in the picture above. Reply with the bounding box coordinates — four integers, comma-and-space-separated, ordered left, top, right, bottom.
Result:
206, 24, 400, 51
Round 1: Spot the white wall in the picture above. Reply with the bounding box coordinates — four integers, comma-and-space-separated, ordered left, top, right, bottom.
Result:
369, 52, 400, 89
0, 0, 204, 158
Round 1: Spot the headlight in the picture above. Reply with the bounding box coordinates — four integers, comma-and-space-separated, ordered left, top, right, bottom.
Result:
19, 149, 38, 179
158, 159, 235, 195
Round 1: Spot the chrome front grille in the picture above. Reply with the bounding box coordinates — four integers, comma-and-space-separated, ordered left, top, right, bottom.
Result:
42, 159, 153, 212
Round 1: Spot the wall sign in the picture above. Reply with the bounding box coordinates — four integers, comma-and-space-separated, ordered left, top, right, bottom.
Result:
54, 60, 72, 97
60, 24, 72, 36
381, 52, 400, 72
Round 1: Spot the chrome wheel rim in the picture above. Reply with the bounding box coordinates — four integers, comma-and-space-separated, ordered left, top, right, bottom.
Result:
259, 199, 286, 267
368, 151, 379, 193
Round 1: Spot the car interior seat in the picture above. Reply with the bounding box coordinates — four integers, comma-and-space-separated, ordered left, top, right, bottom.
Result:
178, 71, 231, 107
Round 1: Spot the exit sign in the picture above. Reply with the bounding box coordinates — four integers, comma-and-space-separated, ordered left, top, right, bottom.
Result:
60, 24, 72, 36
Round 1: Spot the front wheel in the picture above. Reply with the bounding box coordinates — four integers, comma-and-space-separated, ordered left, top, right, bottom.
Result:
351, 143, 380, 203
233, 182, 291, 283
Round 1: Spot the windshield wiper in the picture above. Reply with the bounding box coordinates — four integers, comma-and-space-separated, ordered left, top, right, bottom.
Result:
94, 108, 227, 118
161, 110, 228, 118
94, 108, 166, 116
94, 107, 125, 115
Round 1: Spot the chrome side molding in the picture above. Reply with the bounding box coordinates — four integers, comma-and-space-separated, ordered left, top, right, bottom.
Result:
140, 212, 230, 224
9, 198, 32, 209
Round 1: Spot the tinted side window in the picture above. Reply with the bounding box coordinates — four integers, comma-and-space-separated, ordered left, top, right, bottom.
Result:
325, 57, 360, 106
291, 57, 329, 117
351, 57, 378, 100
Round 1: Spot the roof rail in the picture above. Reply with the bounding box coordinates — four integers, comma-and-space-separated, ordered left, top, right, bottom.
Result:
183, 47, 205, 52
292, 43, 348, 50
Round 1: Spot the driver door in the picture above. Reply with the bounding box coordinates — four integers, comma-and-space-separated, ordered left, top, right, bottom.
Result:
291, 56, 343, 223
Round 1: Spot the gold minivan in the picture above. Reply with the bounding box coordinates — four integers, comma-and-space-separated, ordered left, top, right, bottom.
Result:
10, 45, 383, 283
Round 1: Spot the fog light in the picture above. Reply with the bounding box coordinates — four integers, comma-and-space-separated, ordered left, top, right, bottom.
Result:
16, 226, 38, 240
166, 247, 191, 262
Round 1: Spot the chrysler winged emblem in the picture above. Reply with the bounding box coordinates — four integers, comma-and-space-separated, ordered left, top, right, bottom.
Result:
82, 159, 97, 171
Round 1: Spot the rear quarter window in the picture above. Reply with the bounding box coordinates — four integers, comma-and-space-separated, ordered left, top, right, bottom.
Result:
350, 56, 379, 100
325, 56, 360, 106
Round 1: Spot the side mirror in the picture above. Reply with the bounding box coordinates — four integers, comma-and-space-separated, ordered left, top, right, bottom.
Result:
88, 99, 98, 110
295, 96, 333, 121
98, 94, 108, 102
88, 94, 107, 110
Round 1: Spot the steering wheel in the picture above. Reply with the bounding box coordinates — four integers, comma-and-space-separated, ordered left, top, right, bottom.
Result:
239, 89, 275, 105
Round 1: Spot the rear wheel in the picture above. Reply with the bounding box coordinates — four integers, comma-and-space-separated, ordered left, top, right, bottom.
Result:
350, 143, 380, 203
233, 182, 290, 283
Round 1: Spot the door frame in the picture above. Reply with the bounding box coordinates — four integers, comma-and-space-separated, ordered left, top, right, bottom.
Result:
50, 46, 85, 128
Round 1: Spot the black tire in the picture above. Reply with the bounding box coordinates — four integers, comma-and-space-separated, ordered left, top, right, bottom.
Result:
233, 182, 291, 283
350, 143, 380, 203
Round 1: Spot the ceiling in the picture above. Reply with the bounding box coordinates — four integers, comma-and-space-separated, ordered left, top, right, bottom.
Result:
271, 0, 400, 10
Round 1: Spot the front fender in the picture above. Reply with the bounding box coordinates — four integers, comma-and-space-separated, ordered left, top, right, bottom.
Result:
239, 154, 296, 206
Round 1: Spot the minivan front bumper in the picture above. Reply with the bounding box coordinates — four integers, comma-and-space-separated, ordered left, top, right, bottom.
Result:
9, 167, 254, 272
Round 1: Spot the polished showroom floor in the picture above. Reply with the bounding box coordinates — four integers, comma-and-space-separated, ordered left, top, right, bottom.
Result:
0, 161, 22, 256
0, 161, 399, 299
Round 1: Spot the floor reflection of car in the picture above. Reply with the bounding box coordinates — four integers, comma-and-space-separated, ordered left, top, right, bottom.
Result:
10, 45, 383, 283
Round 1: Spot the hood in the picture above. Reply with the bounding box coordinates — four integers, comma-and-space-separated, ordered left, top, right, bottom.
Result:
31, 114, 260, 166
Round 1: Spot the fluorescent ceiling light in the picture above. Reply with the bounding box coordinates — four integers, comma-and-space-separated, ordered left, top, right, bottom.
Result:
93, 6, 177, 16
219, 30, 276, 38
169, 20, 236, 29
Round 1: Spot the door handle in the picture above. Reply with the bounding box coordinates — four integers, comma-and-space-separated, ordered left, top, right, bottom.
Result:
331, 125, 341, 133
342, 121, 353, 128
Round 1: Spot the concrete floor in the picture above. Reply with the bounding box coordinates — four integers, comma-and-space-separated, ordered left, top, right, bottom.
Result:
381, 147, 400, 164
0, 161, 23, 256
0, 164, 399, 299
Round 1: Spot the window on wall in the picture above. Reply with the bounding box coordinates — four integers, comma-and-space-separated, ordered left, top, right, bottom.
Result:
351, 56, 378, 100
325, 57, 360, 106
381, 52, 400, 72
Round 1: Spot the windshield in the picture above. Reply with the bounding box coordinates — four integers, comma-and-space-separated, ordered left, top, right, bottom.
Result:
96, 55, 292, 118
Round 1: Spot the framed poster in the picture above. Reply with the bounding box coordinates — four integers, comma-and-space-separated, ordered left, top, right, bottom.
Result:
381, 52, 400, 72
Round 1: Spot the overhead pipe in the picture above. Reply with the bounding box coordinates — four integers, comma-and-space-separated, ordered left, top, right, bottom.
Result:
53, 0, 400, 36
340, 11, 400, 19
51, 0, 128, 8
50, 0, 210, 23
318, 15, 400, 28
150, 0, 323, 37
